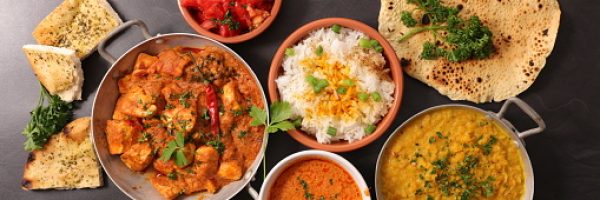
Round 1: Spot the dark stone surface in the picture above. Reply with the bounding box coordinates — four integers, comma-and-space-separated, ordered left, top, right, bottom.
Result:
0, 0, 598, 199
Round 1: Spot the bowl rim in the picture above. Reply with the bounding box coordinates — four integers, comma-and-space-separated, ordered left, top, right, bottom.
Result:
258, 150, 372, 199
267, 17, 404, 152
177, 0, 282, 44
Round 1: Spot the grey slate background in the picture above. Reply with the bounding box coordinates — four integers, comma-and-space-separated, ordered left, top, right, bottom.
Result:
0, 0, 599, 199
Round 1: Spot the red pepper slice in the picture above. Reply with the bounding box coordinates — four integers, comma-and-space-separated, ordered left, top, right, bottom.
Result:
205, 85, 220, 135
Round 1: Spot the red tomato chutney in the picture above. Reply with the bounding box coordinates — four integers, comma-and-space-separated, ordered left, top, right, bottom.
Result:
181, 0, 273, 37
269, 159, 361, 200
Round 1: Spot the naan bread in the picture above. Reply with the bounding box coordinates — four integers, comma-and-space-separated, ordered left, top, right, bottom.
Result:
22, 44, 83, 102
32, 0, 122, 58
21, 117, 103, 190
379, 0, 560, 103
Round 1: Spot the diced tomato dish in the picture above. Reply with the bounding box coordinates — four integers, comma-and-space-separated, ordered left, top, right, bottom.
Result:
181, 0, 273, 37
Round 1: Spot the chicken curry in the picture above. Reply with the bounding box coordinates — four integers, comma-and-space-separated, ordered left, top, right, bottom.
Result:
105, 46, 265, 199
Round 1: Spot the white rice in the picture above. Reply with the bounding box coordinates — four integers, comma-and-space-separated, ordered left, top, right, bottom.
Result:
276, 27, 395, 144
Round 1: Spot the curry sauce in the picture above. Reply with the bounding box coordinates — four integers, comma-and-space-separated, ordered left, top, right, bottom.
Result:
104, 46, 265, 199
270, 159, 362, 200
379, 107, 525, 200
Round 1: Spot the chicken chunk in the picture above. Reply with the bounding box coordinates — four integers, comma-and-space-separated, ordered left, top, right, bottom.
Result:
105, 120, 142, 154
153, 48, 191, 77
114, 93, 157, 118
132, 53, 159, 77
150, 174, 186, 200
217, 161, 243, 180
193, 146, 219, 176
120, 142, 153, 171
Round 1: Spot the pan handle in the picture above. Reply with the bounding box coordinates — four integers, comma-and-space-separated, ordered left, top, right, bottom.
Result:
98, 19, 152, 64
496, 97, 546, 138
246, 177, 259, 200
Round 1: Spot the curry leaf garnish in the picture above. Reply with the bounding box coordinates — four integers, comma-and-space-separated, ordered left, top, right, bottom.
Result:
160, 132, 188, 167
22, 85, 73, 151
398, 0, 494, 62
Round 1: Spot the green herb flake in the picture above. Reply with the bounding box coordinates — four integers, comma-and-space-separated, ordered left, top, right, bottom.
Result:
306, 75, 329, 93
340, 79, 355, 87
371, 92, 382, 102
327, 126, 337, 137
336, 87, 347, 95
315, 45, 324, 56
359, 38, 371, 48
401, 11, 417, 27
331, 24, 342, 34
357, 93, 369, 102
364, 124, 376, 134
167, 172, 177, 180
237, 131, 247, 139
285, 48, 295, 56
436, 131, 444, 138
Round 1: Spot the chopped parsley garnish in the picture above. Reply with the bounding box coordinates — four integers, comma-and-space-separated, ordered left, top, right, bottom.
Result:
237, 130, 247, 139
213, 10, 240, 30
482, 136, 497, 155
397, 0, 494, 62
167, 171, 177, 180
206, 134, 225, 155
297, 177, 314, 200
429, 136, 436, 143
178, 91, 192, 108
138, 132, 151, 142
401, 11, 417, 27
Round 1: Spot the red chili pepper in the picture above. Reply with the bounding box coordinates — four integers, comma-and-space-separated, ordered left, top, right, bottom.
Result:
205, 85, 220, 135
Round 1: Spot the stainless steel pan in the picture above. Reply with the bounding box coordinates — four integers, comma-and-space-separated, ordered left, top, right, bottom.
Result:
91, 20, 269, 200
375, 97, 545, 200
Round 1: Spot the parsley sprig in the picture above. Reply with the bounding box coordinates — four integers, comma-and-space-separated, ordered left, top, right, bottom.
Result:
22, 85, 73, 151
249, 101, 297, 179
160, 132, 189, 167
249, 101, 295, 133
398, 0, 495, 62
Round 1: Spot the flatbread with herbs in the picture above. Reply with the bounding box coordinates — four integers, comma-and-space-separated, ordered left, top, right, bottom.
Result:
378, 0, 561, 103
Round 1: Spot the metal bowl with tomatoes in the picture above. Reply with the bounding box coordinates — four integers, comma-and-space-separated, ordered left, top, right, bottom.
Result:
178, 0, 282, 43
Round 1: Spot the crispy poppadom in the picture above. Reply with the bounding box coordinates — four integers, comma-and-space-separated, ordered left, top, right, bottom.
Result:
378, 0, 560, 103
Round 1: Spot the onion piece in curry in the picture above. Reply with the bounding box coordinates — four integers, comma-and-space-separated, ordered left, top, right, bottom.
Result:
105, 46, 265, 199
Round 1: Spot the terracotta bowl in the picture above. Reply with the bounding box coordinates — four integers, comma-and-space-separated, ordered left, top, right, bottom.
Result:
178, 0, 282, 44
268, 18, 404, 152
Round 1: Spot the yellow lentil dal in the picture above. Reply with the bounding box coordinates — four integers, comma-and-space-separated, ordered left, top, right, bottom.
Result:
378, 107, 525, 200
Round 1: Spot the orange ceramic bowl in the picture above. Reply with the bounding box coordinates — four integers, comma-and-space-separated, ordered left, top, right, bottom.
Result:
178, 0, 282, 44
268, 18, 404, 152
